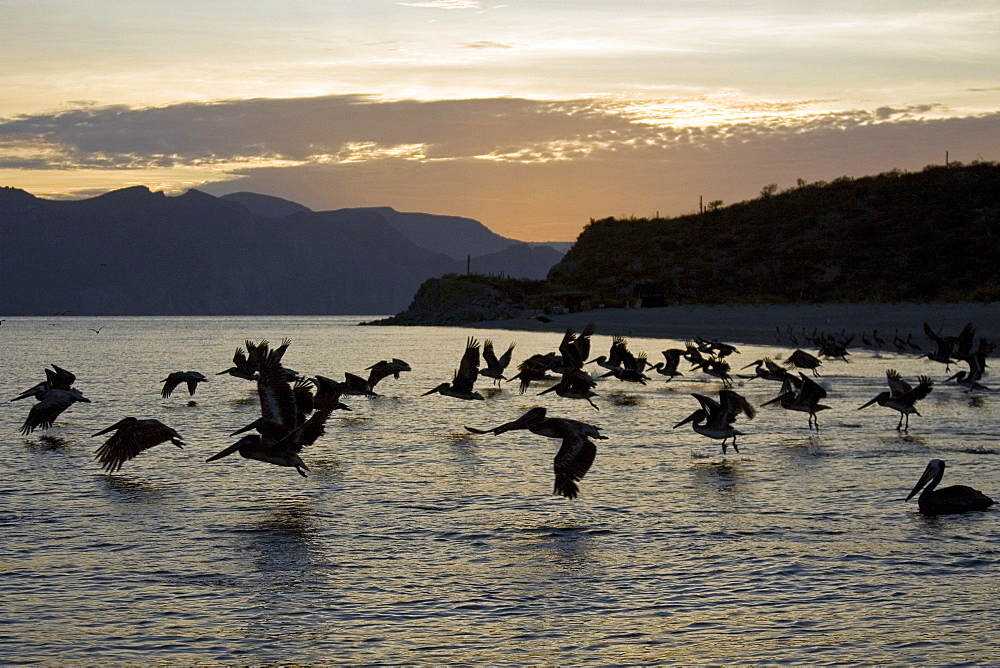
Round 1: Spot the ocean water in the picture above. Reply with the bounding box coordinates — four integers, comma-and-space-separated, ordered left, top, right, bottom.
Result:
1, 316, 997, 666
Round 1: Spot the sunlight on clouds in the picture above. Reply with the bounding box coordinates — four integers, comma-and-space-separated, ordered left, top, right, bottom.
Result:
313, 142, 429, 164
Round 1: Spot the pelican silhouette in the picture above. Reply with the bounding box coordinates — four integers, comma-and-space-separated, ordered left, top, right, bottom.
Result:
19, 387, 91, 434
422, 337, 484, 400
762, 373, 830, 431
207, 342, 341, 476
674, 390, 755, 453
92, 417, 184, 472
905, 459, 994, 515
859, 369, 932, 431
365, 358, 412, 391
650, 348, 685, 381
785, 349, 823, 376
480, 341, 515, 385
11, 364, 77, 401
465, 407, 607, 499
161, 371, 208, 398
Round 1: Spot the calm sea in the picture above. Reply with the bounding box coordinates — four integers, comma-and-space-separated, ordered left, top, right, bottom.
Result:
1, 316, 997, 666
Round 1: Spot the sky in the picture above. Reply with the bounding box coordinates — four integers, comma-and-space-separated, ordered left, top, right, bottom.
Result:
1, 0, 998, 241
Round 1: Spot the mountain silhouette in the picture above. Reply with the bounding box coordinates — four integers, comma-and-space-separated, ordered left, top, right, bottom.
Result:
0, 186, 563, 315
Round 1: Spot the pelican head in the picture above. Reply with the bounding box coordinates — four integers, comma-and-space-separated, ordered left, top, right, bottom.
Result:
673, 409, 706, 429
422, 383, 450, 397
906, 459, 944, 501
858, 392, 890, 410
206, 435, 257, 462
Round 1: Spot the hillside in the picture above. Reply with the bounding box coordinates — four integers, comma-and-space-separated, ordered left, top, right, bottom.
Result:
548, 162, 1000, 305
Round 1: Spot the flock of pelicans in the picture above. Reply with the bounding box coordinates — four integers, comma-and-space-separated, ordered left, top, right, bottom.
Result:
8, 321, 999, 515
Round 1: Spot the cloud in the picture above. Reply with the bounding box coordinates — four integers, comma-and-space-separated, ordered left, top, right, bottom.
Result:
398, 1, 483, 9
2, 94, 997, 240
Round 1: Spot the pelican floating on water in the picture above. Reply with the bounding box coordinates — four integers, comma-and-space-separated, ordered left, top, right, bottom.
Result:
465, 406, 606, 499
905, 459, 994, 515
859, 369, 932, 431
422, 337, 484, 400
161, 371, 208, 398
92, 417, 185, 472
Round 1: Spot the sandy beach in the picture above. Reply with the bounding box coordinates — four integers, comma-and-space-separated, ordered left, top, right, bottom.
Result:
465, 302, 1000, 346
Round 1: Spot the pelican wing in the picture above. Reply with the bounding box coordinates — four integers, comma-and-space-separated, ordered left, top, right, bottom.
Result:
256, 345, 298, 430
885, 369, 912, 397
452, 337, 481, 394
19, 389, 87, 434
551, 424, 598, 499
482, 340, 500, 370
900, 376, 933, 404
797, 373, 828, 402
161, 372, 183, 398
94, 419, 182, 473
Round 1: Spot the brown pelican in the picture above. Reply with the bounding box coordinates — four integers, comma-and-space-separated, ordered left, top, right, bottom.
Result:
692, 357, 734, 387
11, 364, 78, 401
465, 407, 606, 499
694, 336, 739, 358
762, 373, 829, 431
598, 336, 650, 383
480, 341, 515, 386
539, 368, 600, 409
207, 343, 342, 476
739, 357, 791, 383
905, 459, 994, 515
160, 371, 208, 398
422, 337, 484, 400
217, 345, 257, 380
365, 358, 412, 391
920, 322, 970, 370
674, 390, 755, 453
509, 353, 561, 394
19, 387, 91, 434
785, 349, 823, 376
859, 369, 932, 431
817, 335, 852, 362
341, 372, 379, 396
92, 417, 184, 472
650, 348, 685, 381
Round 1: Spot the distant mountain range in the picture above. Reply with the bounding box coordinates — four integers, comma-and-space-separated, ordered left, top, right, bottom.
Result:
0, 186, 570, 315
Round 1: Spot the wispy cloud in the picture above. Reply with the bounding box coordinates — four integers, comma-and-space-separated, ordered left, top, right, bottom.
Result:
398, 1, 483, 9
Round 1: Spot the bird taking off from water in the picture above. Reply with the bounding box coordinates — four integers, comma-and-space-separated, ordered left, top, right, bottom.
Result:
92, 417, 185, 473
422, 337, 483, 400
674, 390, 755, 454
465, 406, 607, 499
905, 459, 994, 515
207, 340, 341, 476
858, 369, 932, 432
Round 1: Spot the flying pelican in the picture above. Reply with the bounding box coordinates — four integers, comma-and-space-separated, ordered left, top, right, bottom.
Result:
365, 358, 412, 391
905, 459, 994, 515
160, 371, 208, 398
479, 341, 515, 386
538, 368, 600, 409
785, 349, 823, 376
207, 343, 342, 476
674, 390, 755, 453
650, 348, 685, 381
217, 345, 258, 380
762, 373, 830, 431
739, 357, 790, 383
465, 406, 606, 499
509, 353, 561, 394
92, 417, 184, 472
858, 369, 933, 431
19, 387, 91, 434
11, 364, 77, 401
422, 337, 484, 400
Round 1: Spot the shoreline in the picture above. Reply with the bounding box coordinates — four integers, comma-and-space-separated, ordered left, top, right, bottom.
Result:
459, 302, 1000, 346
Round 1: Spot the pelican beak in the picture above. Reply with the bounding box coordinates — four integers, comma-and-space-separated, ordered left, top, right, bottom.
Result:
906, 463, 938, 501
206, 442, 242, 462
858, 396, 879, 410
740, 361, 758, 370
673, 410, 700, 429
92, 419, 125, 437
944, 372, 959, 382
